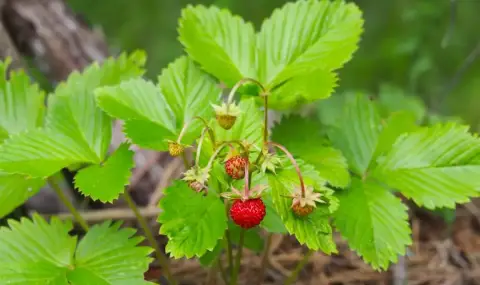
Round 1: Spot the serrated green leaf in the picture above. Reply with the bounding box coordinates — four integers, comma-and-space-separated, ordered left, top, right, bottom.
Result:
0, 214, 152, 285
0, 130, 99, 177
74, 221, 153, 285
268, 162, 337, 253
0, 59, 45, 137
96, 56, 220, 151
0, 171, 44, 218
375, 123, 480, 209
178, 5, 256, 87
74, 143, 134, 202
257, 0, 363, 109
328, 93, 382, 175
271, 115, 350, 188
0, 52, 145, 178
317, 94, 348, 127
158, 181, 227, 258
334, 178, 411, 270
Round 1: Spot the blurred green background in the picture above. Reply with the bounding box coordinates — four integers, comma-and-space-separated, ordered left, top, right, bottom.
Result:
67, 0, 480, 129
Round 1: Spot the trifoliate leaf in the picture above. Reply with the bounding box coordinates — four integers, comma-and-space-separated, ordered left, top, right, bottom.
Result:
0, 52, 145, 178
271, 115, 350, 188
378, 84, 426, 122
334, 178, 411, 270
158, 181, 227, 258
0, 171, 44, 218
178, 5, 256, 87
268, 162, 337, 253
74, 143, 134, 202
328, 93, 382, 176
96, 56, 220, 151
0, 58, 45, 137
0, 214, 152, 284
257, 0, 363, 109
374, 123, 480, 209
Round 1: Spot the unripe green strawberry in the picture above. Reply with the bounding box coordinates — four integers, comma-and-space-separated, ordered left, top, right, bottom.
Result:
212, 102, 241, 130
167, 141, 184, 157
230, 198, 266, 229
225, 155, 248, 180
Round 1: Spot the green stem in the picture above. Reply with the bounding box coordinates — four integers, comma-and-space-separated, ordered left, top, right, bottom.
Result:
206, 142, 230, 170
48, 177, 89, 232
177, 116, 214, 144
263, 94, 269, 145
256, 233, 272, 285
284, 249, 314, 285
267, 141, 306, 198
231, 229, 245, 285
182, 152, 190, 169
224, 202, 234, 274
226, 78, 267, 106
195, 127, 210, 166
123, 191, 177, 285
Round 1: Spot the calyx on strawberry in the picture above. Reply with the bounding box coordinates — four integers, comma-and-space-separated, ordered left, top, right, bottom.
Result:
224, 150, 248, 180
222, 185, 267, 229
212, 102, 241, 130
182, 166, 209, 193
259, 152, 283, 174
289, 185, 325, 217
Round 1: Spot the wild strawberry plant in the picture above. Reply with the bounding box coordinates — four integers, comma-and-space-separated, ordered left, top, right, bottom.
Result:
0, 0, 479, 284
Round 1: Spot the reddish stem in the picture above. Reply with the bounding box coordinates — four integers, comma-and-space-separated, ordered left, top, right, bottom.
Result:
243, 160, 250, 199
267, 142, 306, 198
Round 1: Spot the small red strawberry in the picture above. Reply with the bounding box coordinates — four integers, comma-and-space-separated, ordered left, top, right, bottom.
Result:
230, 198, 266, 229
212, 102, 241, 130
225, 155, 248, 180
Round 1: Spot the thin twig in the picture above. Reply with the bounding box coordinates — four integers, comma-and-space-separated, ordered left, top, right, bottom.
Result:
284, 249, 313, 285
47, 177, 89, 231
123, 191, 177, 285
393, 255, 408, 285
130, 152, 161, 187
41, 207, 161, 222
148, 158, 184, 207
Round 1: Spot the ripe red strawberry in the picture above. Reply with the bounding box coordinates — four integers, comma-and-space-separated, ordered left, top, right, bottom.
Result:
230, 198, 266, 229
225, 155, 248, 179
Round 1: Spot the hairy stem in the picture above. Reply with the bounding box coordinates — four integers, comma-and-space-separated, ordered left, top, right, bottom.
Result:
177, 116, 214, 144
267, 142, 306, 197
256, 233, 273, 285
226, 78, 267, 106
243, 162, 250, 199
231, 229, 245, 285
205, 142, 230, 170
195, 127, 210, 166
123, 191, 177, 285
263, 94, 269, 145
284, 249, 314, 285
48, 177, 89, 232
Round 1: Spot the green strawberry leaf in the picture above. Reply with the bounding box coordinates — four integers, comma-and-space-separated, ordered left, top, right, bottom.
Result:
374, 123, 480, 209
334, 178, 411, 270
0, 214, 152, 284
257, 0, 363, 109
0, 172, 44, 218
0, 52, 145, 178
268, 161, 337, 254
271, 115, 350, 188
0, 58, 45, 137
74, 143, 134, 203
158, 180, 227, 258
260, 195, 287, 234
328, 93, 382, 176
96, 56, 220, 151
178, 5, 256, 87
